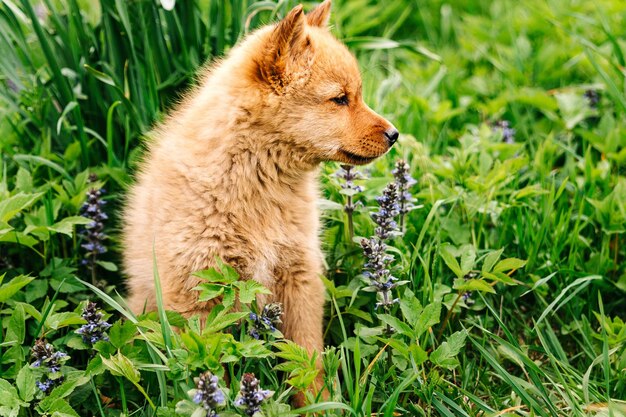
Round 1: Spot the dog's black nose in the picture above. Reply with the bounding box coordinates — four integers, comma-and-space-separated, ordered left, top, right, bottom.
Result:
384, 128, 399, 146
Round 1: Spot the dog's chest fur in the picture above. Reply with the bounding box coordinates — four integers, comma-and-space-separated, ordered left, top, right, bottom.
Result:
131, 145, 323, 297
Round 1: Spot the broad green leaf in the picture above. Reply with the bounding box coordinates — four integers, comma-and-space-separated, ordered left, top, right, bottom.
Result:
43, 374, 90, 403
0, 378, 27, 417
100, 352, 157, 409
101, 352, 140, 383
439, 244, 463, 278
0, 193, 43, 222
16, 365, 36, 402
15, 168, 33, 192
0, 230, 40, 247
377, 314, 413, 337
6, 303, 25, 346
192, 268, 227, 283
194, 283, 224, 302
45, 312, 84, 330
481, 248, 504, 273
453, 278, 496, 294
108, 320, 137, 349
493, 258, 527, 273
0, 275, 35, 302
95, 260, 118, 271
482, 271, 517, 285
400, 288, 422, 325
430, 330, 467, 369
48, 216, 92, 236
235, 280, 271, 304
460, 245, 476, 275
38, 398, 79, 417
415, 302, 441, 338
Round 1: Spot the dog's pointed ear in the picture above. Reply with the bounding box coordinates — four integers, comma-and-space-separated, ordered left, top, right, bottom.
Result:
259, 5, 311, 91
307, 0, 331, 28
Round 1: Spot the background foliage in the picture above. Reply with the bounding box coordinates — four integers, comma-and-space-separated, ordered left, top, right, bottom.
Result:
0, 0, 625, 416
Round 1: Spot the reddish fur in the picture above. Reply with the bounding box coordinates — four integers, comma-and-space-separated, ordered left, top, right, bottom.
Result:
123, 0, 395, 406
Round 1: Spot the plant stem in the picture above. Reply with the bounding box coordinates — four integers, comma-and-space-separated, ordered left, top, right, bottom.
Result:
346, 195, 354, 241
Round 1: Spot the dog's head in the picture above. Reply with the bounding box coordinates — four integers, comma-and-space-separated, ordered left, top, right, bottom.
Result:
252, 0, 398, 165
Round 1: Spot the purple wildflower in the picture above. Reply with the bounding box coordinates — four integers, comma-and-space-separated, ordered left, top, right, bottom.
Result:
30, 339, 68, 394
361, 237, 399, 311
392, 160, 417, 229
248, 303, 283, 339
371, 183, 400, 240
192, 372, 225, 417
234, 373, 273, 416
76, 301, 112, 344
336, 164, 365, 240
493, 120, 516, 144
80, 174, 108, 283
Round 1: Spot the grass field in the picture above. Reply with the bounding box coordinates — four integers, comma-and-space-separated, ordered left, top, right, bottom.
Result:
1, 0, 625, 416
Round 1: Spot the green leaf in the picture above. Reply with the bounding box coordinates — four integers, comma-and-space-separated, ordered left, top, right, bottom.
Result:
493, 258, 527, 273
102, 352, 140, 382
13, 155, 71, 180
235, 280, 271, 304
194, 283, 224, 302
6, 304, 25, 344
16, 365, 36, 402
481, 248, 503, 273
482, 271, 517, 285
430, 330, 467, 369
453, 278, 496, 294
400, 288, 422, 325
459, 245, 476, 275
439, 244, 463, 278
377, 314, 413, 337
44, 374, 90, 403
38, 398, 79, 417
108, 320, 137, 349
0, 379, 27, 417
0, 193, 43, 222
193, 268, 227, 283
45, 312, 84, 330
0, 275, 35, 302
83, 64, 117, 87
415, 302, 441, 338
203, 310, 248, 334
101, 352, 155, 409
95, 260, 118, 272
48, 216, 92, 236
409, 344, 428, 366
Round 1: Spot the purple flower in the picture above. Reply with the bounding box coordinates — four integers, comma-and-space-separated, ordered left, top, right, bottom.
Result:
493, 120, 516, 144
371, 183, 400, 240
234, 373, 273, 416
248, 303, 283, 339
192, 372, 225, 417
76, 301, 111, 345
392, 160, 417, 228
79, 174, 109, 282
336, 164, 366, 240
30, 339, 68, 395
361, 237, 399, 311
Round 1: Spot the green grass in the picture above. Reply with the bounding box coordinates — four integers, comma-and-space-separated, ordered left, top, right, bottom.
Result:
1, 0, 625, 416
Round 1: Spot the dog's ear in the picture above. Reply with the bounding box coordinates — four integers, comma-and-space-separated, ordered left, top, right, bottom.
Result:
307, 0, 331, 28
259, 5, 312, 92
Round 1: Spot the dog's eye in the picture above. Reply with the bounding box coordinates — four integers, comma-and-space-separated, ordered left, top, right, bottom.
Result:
330, 95, 349, 106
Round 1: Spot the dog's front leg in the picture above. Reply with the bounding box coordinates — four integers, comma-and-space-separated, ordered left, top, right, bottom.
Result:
276, 268, 327, 407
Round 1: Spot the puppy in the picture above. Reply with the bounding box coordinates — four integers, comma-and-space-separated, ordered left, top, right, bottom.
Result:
123, 0, 397, 404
